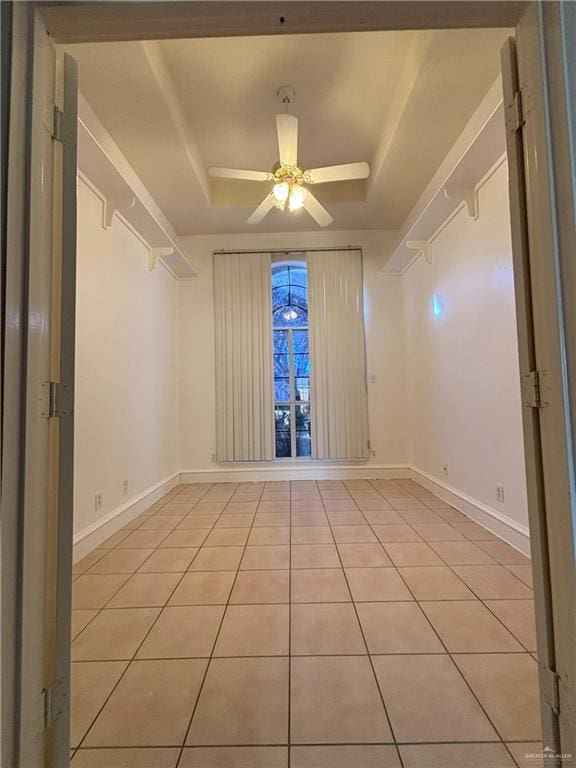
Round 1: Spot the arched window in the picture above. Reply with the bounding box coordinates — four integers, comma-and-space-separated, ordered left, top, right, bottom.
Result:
272, 262, 311, 458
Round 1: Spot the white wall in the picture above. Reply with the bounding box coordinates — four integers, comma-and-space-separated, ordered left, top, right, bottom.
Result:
403, 160, 529, 534
178, 229, 409, 477
74, 177, 180, 541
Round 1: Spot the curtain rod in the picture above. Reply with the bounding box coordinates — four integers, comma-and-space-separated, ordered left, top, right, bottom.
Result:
213, 246, 362, 255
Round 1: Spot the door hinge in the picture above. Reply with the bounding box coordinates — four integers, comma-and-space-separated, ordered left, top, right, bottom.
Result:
541, 664, 560, 715
506, 90, 525, 134
40, 381, 73, 418
44, 104, 65, 142
521, 370, 550, 409
43, 679, 67, 729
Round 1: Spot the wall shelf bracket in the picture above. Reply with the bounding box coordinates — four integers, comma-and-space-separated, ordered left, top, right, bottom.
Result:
443, 184, 479, 219
102, 196, 136, 230
149, 246, 175, 271
406, 240, 432, 265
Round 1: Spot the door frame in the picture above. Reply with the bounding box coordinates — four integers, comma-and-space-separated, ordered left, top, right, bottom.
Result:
2, 1, 574, 765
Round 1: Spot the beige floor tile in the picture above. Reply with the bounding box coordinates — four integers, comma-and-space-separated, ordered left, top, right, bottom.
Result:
138, 548, 198, 573
398, 566, 475, 600
373, 654, 497, 742
383, 542, 444, 566
452, 565, 533, 599
137, 606, 224, 658
422, 600, 524, 652
358, 602, 444, 653
399, 510, 445, 524
203, 528, 249, 546
138, 515, 184, 531
214, 604, 289, 656
337, 543, 392, 567
485, 600, 537, 651
169, 571, 236, 605
254, 512, 291, 527
230, 570, 289, 604
291, 544, 340, 569
214, 513, 254, 528
291, 656, 392, 744
159, 529, 209, 548
117, 530, 170, 548
452, 522, 500, 541
291, 568, 351, 603
71, 748, 180, 767
193, 502, 226, 514
225, 501, 258, 514
71, 610, 98, 640
326, 511, 365, 526
290, 512, 329, 527
345, 567, 413, 601
258, 501, 290, 513
400, 743, 516, 767
356, 500, 394, 512
72, 608, 160, 660
177, 514, 219, 529
189, 546, 244, 571
410, 523, 465, 541
72, 574, 130, 610
291, 603, 366, 655
107, 573, 182, 608
73, 549, 108, 574
87, 548, 155, 574
187, 657, 289, 745
70, 661, 128, 747
362, 510, 405, 525
477, 541, 531, 565
390, 498, 426, 510
429, 540, 496, 565
331, 525, 377, 543
241, 545, 290, 570
372, 524, 422, 542
323, 500, 360, 513
506, 564, 534, 588
454, 653, 542, 741
433, 508, 470, 523
291, 745, 400, 768
291, 526, 332, 544
158, 503, 194, 515
180, 746, 288, 767
505, 742, 545, 768
290, 502, 324, 514
85, 659, 207, 747
100, 530, 132, 548
248, 527, 290, 545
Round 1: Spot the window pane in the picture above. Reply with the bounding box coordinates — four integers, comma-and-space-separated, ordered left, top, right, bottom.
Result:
294, 353, 310, 377
275, 406, 291, 458
290, 267, 307, 288
289, 285, 308, 310
272, 285, 289, 311
273, 330, 288, 354
274, 353, 289, 378
295, 377, 309, 401
293, 330, 309, 353
273, 307, 307, 328
274, 378, 290, 401
295, 404, 311, 457
272, 266, 289, 288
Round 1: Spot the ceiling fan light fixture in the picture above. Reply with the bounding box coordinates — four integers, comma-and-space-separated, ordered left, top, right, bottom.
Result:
288, 184, 307, 212
273, 181, 290, 202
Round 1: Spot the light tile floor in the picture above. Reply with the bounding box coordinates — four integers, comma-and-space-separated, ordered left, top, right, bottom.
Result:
70, 479, 542, 768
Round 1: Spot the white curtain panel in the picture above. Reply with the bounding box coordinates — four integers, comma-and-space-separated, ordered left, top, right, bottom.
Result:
307, 249, 370, 460
214, 251, 275, 462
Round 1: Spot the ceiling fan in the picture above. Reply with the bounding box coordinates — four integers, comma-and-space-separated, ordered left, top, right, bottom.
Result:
208, 108, 370, 227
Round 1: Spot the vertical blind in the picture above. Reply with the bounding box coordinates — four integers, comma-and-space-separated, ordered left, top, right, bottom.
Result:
214, 251, 275, 461
307, 249, 370, 460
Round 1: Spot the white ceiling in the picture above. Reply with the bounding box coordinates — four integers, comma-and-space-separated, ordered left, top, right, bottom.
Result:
65, 28, 510, 235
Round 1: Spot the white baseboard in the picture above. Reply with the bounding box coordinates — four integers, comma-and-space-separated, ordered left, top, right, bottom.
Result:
73, 471, 181, 562
180, 463, 411, 483
409, 466, 531, 556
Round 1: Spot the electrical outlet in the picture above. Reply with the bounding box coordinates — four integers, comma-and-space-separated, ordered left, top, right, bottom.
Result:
496, 484, 505, 503
94, 491, 103, 511
369, 373, 377, 384
371, 449, 376, 458
442, 462, 449, 476
122, 479, 128, 495
211, 452, 217, 462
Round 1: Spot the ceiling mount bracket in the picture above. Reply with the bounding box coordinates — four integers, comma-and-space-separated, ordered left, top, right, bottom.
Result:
406, 240, 432, 265
149, 246, 175, 271
443, 184, 479, 219
276, 85, 296, 107
102, 196, 136, 229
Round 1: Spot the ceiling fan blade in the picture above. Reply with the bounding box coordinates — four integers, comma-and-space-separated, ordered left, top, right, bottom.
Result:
276, 114, 298, 167
209, 167, 272, 182
303, 191, 334, 227
247, 193, 276, 225
306, 161, 370, 184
